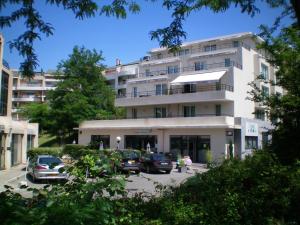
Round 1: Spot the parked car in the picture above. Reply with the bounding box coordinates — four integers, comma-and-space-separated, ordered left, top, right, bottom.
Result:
140, 153, 173, 174
117, 150, 141, 174
27, 155, 68, 182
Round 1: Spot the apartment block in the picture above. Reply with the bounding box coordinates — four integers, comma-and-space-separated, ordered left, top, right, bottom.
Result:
12, 70, 59, 120
0, 35, 39, 170
78, 32, 283, 163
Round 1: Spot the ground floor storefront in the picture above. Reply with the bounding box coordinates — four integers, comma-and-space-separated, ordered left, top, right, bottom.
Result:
78, 117, 272, 163
0, 117, 39, 170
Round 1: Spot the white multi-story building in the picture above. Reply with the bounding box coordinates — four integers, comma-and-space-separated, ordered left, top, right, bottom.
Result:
78, 32, 282, 163
11, 70, 59, 120
0, 35, 39, 170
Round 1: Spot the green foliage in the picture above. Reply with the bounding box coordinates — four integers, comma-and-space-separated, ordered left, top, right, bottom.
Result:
47, 46, 116, 137
62, 144, 87, 159
19, 103, 53, 133
122, 151, 300, 225
27, 147, 62, 158
205, 149, 213, 168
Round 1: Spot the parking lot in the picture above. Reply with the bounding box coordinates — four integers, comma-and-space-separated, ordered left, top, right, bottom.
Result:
2, 165, 208, 198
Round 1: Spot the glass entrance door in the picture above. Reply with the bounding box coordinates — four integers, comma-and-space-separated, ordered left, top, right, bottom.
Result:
11, 134, 22, 166
170, 135, 210, 163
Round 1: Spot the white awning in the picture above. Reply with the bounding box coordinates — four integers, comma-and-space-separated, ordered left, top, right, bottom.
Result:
170, 70, 226, 85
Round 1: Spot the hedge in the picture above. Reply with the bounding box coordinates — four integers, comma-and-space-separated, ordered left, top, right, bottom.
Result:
27, 147, 62, 158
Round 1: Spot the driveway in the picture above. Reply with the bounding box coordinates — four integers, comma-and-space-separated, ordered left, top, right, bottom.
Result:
1, 165, 208, 197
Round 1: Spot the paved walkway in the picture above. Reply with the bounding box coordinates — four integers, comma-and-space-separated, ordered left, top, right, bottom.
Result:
0, 164, 27, 192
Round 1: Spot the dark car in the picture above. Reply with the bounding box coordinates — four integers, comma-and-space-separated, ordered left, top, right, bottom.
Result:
117, 150, 141, 174
140, 153, 173, 174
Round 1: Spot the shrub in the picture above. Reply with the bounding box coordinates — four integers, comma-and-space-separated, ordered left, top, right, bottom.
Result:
27, 147, 62, 158
62, 144, 89, 159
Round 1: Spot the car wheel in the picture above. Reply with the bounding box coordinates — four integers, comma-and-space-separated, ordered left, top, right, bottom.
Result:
166, 170, 171, 174
146, 165, 151, 174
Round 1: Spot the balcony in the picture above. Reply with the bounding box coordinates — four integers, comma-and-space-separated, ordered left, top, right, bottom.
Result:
115, 83, 234, 107
13, 85, 44, 91
137, 61, 242, 79
80, 116, 235, 130
12, 96, 42, 102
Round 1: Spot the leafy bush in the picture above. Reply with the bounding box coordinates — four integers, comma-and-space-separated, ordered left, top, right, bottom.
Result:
27, 147, 62, 158
62, 144, 92, 159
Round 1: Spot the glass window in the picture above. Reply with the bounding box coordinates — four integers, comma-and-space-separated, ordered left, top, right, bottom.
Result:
233, 41, 239, 47
183, 106, 195, 117
156, 84, 167, 96
132, 87, 137, 98
145, 69, 151, 77
245, 136, 258, 149
155, 107, 167, 118
215, 104, 221, 116
0, 71, 9, 116
262, 86, 269, 98
255, 109, 265, 120
91, 135, 110, 149
167, 65, 179, 74
183, 84, 196, 93
225, 58, 231, 67
157, 53, 162, 59
261, 63, 269, 80
204, 45, 216, 52
195, 61, 205, 71
132, 108, 137, 119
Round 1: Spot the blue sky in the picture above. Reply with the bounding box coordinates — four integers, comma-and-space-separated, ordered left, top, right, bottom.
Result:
1, 1, 289, 71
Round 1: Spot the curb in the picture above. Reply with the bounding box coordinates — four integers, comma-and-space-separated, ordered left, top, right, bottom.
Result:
6, 173, 26, 184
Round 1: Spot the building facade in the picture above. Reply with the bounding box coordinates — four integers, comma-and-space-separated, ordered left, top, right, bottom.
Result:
78, 32, 282, 162
0, 35, 39, 170
12, 70, 58, 120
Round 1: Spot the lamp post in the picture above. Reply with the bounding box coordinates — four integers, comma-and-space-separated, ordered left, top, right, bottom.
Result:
116, 136, 121, 150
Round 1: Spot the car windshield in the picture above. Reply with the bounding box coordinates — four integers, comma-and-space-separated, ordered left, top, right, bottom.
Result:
121, 151, 140, 159
39, 157, 62, 165
151, 154, 169, 161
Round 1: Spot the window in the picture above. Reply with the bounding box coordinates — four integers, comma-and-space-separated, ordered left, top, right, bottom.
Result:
154, 107, 167, 118
261, 63, 269, 80
245, 136, 258, 149
132, 108, 137, 119
91, 135, 110, 149
204, 44, 216, 52
145, 69, 151, 77
262, 86, 269, 98
233, 41, 239, 47
183, 84, 196, 93
225, 58, 231, 67
195, 61, 206, 71
155, 84, 167, 96
215, 104, 221, 116
255, 109, 265, 121
157, 53, 162, 59
167, 65, 179, 74
262, 132, 269, 148
183, 106, 195, 117
0, 71, 9, 116
174, 49, 189, 56
132, 87, 137, 98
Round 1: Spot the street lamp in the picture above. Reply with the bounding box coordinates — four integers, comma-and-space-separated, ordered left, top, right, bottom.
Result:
116, 136, 121, 150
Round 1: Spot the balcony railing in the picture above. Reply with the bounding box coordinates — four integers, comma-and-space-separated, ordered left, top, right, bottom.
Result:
138, 61, 242, 78
117, 83, 233, 99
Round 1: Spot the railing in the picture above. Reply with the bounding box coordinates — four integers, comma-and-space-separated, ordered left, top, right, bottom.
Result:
2, 59, 10, 69
138, 61, 242, 78
116, 83, 233, 99
182, 61, 242, 72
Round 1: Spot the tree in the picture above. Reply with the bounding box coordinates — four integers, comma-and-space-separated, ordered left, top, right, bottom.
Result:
47, 46, 116, 138
1, 0, 299, 78
19, 102, 53, 133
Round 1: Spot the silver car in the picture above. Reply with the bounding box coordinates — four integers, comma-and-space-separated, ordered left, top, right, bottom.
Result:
28, 155, 67, 182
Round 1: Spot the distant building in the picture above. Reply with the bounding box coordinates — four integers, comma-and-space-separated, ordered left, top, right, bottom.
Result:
78, 32, 282, 162
0, 35, 39, 170
12, 70, 59, 120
